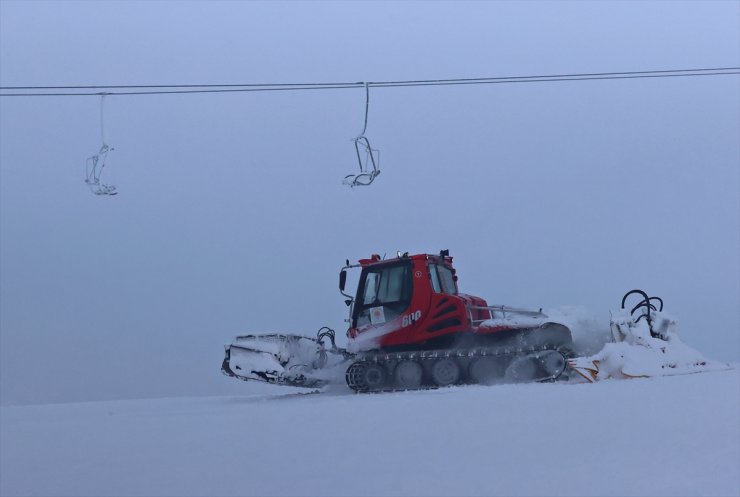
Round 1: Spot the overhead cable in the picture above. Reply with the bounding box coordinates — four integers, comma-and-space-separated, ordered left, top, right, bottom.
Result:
1, 67, 737, 97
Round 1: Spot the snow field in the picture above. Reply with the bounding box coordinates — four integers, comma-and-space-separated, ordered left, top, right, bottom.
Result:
1, 369, 738, 497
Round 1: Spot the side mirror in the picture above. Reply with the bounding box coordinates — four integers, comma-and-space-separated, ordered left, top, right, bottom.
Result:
339, 270, 347, 292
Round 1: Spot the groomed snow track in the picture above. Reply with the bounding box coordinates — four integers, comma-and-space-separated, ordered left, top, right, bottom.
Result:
2, 369, 738, 497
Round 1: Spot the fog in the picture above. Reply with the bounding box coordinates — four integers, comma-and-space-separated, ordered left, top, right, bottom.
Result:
1, 1, 738, 405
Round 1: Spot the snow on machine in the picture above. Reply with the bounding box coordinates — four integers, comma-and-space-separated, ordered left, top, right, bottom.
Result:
568, 289, 726, 381
222, 251, 574, 392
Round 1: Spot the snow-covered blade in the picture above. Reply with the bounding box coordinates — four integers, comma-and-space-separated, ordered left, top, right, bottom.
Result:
222, 333, 348, 388
569, 290, 731, 382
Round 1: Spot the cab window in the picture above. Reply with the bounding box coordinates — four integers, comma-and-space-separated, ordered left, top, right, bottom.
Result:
429, 263, 457, 295
354, 262, 412, 327
430, 264, 442, 293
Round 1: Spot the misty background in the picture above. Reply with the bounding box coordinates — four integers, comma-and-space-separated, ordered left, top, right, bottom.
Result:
1, 1, 738, 405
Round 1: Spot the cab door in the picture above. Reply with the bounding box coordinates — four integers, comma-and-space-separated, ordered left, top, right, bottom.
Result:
352, 261, 413, 331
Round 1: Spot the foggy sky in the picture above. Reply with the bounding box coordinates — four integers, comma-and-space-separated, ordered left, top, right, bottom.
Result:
1, 1, 738, 405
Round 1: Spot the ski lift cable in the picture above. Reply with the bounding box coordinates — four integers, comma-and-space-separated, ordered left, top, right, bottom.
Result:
367, 66, 740, 86
1, 71, 737, 96
372, 71, 740, 88
100, 93, 107, 145
360, 81, 369, 137
0, 66, 737, 91
0, 81, 365, 90
1, 67, 738, 96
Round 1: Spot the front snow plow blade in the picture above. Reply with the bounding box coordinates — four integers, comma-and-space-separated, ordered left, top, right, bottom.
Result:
222, 330, 347, 388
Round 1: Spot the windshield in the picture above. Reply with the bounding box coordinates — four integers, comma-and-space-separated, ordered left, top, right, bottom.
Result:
430, 263, 457, 295
354, 261, 412, 327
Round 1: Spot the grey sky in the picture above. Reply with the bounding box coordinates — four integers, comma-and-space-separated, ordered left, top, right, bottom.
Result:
1, 1, 738, 405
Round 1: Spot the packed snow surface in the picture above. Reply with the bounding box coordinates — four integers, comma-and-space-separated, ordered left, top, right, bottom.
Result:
2, 369, 738, 497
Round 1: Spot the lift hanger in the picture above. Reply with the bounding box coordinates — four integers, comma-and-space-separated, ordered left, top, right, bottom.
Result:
85, 93, 118, 196
343, 82, 380, 187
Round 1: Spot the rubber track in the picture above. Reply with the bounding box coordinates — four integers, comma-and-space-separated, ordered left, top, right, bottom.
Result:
345, 343, 572, 392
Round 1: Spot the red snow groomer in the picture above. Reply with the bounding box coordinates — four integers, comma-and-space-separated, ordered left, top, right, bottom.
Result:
222, 251, 573, 392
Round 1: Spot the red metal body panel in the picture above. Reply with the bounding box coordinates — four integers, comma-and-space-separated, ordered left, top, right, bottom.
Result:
346, 253, 516, 352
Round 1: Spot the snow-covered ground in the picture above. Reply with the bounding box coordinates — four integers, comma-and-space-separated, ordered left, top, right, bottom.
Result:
2, 369, 738, 497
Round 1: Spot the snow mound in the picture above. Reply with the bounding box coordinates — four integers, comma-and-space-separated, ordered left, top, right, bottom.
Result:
569, 308, 731, 381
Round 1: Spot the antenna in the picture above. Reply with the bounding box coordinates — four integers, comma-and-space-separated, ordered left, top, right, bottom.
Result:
343, 82, 380, 187
85, 93, 118, 196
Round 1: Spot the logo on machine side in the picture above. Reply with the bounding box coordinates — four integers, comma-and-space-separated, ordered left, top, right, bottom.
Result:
402, 310, 422, 327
